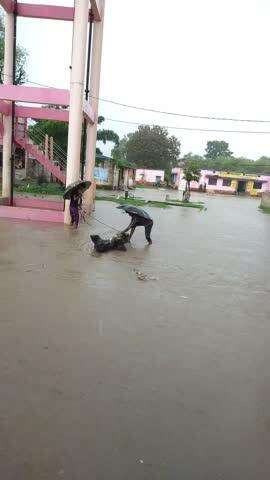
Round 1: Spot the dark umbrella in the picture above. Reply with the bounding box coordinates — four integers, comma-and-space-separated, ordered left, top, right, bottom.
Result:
63, 180, 91, 200
117, 204, 151, 220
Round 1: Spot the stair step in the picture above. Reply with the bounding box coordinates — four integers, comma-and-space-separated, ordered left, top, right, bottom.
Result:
15, 137, 66, 184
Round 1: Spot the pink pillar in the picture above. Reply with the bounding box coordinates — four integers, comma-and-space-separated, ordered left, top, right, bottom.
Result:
84, 0, 105, 211
44, 134, 49, 157
64, 0, 89, 224
2, 11, 14, 198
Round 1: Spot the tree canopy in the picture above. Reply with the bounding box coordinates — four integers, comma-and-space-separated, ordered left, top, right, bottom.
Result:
0, 12, 28, 85
183, 153, 270, 175
111, 136, 129, 162
112, 134, 270, 176
28, 116, 119, 156
182, 142, 270, 175
205, 140, 232, 160
183, 162, 200, 191
113, 125, 180, 174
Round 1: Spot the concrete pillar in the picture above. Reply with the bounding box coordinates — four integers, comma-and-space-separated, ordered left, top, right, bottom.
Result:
49, 136, 54, 181
49, 136, 54, 161
2, 12, 14, 199
84, 0, 105, 210
123, 168, 129, 188
112, 165, 119, 190
44, 134, 49, 158
64, 0, 89, 224
24, 150, 29, 177
43, 134, 51, 181
261, 192, 270, 208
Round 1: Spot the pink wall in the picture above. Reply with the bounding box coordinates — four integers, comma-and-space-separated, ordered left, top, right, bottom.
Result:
136, 169, 165, 183
0, 197, 64, 223
14, 197, 64, 211
173, 168, 270, 194
0, 206, 64, 223
200, 170, 235, 194
261, 176, 270, 192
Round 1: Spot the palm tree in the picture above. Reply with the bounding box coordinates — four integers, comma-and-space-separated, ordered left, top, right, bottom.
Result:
96, 116, 119, 154
182, 164, 200, 201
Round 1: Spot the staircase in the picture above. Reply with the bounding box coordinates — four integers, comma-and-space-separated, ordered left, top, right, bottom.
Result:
15, 121, 67, 185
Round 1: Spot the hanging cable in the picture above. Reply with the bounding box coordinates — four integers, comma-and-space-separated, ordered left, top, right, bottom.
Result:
24, 79, 270, 124
104, 117, 270, 135
84, 214, 120, 232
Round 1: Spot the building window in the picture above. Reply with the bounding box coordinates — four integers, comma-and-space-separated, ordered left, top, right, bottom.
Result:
208, 177, 217, 186
253, 181, 262, 190
222, 178, 231, 187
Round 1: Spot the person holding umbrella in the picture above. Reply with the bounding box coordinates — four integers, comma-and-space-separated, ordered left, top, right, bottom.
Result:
117, 205, 154, 244
70, 189, 83, 227
63, 180, 91, 228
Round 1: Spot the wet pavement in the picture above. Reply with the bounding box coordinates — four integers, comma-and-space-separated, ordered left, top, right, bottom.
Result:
1, 190, 270, 479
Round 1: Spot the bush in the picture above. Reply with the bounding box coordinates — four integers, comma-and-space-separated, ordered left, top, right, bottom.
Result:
37, 173, 48, 185
15, 181, 64, 195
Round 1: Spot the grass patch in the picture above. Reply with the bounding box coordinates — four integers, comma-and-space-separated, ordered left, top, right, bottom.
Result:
96, 195, 170, 208
15, 182, 64, 196
147, 201, 170, 208
95, 195, 205, 210
170, 199, 205, 205
148, 199, 205, 210
259, 205, 270, 214
165, 201, 205, 210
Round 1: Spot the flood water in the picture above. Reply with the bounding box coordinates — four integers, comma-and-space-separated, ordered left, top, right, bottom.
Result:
1, 190, 270, 479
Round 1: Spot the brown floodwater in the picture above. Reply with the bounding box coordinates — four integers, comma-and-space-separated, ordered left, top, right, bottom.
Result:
0, 191, 270, 479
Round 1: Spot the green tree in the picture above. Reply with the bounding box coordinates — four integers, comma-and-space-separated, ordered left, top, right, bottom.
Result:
111, 135, 129, 161
29, 120, 68, 152
97, 116, 119, 149
183, 152, 204, 163
182, 162, 200, 200
254, 156, 270, 174
0, 12, 28, 84
125, 125, 180, 174
205, 140, 232, 160
28, 115, 119, 156
182, 149, 270, 175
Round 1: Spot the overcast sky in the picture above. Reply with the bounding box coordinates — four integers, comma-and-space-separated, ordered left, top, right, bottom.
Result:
15, 0, 270, 159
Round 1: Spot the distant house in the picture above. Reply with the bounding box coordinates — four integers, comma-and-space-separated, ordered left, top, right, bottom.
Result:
94, 154, 136, 189
171, 167, 270, 197
135, 169, 165, 185
94, 154, 113, 187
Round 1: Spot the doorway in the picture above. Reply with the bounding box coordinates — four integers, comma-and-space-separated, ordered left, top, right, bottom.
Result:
237, 180, 246, 194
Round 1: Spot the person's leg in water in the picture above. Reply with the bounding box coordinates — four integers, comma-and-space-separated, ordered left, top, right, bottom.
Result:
70, 206, 75, 225
145, 220, 153, 244
73, 208, 79, 228
70, 205, 79, 228
129, 225, 136, 240
122, 216, 138, 240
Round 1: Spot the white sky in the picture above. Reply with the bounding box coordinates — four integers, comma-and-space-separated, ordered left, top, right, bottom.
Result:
15, 0, 270, 159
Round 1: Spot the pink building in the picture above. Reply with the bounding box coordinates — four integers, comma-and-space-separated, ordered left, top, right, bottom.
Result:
136, 169, 165, 185
171, 167, 270, 197
0, 0, 105, 224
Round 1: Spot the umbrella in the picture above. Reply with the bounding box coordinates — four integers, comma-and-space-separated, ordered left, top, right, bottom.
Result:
63, 180, 91, 200
117, 204, 151, 220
